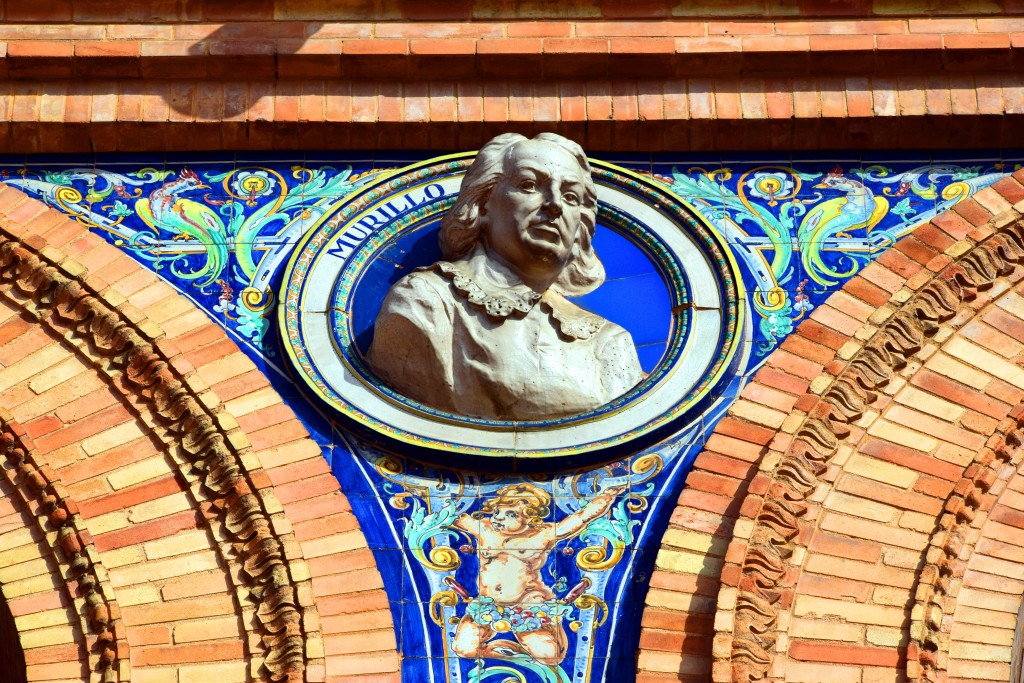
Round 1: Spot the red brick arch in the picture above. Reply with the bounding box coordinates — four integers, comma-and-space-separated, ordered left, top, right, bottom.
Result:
637, 172, 1024, 682
0, 186, 399, 682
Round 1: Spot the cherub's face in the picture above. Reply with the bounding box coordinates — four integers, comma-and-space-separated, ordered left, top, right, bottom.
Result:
490, 502, 528, 534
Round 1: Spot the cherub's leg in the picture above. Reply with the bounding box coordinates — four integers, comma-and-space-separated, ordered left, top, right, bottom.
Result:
452, 615, 494, 660
479, 639, 528, 659
516, 624, 568, 666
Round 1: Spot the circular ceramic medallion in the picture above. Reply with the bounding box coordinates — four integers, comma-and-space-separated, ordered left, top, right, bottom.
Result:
279, 152, 745, 462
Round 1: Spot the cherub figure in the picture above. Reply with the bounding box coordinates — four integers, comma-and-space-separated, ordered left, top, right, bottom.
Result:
450, 482, 624, 666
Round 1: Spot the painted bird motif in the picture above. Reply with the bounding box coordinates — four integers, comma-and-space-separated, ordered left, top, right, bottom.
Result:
798, 165, 889, 285
135, 168, 227, 287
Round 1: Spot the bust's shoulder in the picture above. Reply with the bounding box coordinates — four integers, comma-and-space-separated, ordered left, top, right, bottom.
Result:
376, 264, 458, 325
596, 317, 632, 340
383, 265, 451, 301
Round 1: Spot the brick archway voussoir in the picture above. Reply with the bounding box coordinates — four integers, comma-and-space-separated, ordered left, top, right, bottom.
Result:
638, 170, 1024, 683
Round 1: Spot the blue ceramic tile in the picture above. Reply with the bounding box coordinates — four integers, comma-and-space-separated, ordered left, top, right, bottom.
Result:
593, 226, 659, 281
650, 151, 723, 166
233, 150, 306, 164
791, 149, 863, 164
93, 151, 166, 166
572, 271, 671, 348
593, 151, 652, 167
635, 343, 667, 373
164, 150, 235, 165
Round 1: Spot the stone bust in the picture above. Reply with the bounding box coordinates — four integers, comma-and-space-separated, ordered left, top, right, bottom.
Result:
366, 132, 643, 420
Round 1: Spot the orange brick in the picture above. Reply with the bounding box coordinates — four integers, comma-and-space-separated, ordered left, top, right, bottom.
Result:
740, 382, 799, 412
127, 624, 171, 647
836, 474, 943, 516
33, 404, 134, 453
779, 333, 835, 365
78, 475, 182, 519
161, 569, 233, 602
789, 641, 900, 667
798, 572, 873, 602
544, 37, 608, 53
765, 349, 822, 381
93, 509, 201, 552
248, 419, 309, 452
686, 470, 743, 497
294, 512, 364, 545
312, 567, 385, 597
945, 33, 1012, 49
952, 198, 994, 227
507, 22, 571, 38
6, 589, 65, 617
808, 530, 882, 563
21, 642, 79, 666
408, 38, 475, 55
692, 452, 756, 480
7, 41, 73, 58
266, 455, 331, 487
74, 40, 141, 58
57, 435, 160, 485
135, 641, 245, 666
275, 473, 340, 505
324, 628, 397, 656
307, 547, 378, 578
121, 593, 235, 626
283, 493, 352, 524
316, 590, 390, 617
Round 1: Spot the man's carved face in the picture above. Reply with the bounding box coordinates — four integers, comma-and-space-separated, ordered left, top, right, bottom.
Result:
482, 139, 587, 281
490, 502, 529, 534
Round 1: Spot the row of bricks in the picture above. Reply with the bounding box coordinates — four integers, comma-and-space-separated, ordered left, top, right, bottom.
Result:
1, 36, 1024, 81
642, 634, 903, 667
6, 17, 1024, 40
637, 174, 1024, 675
0, 431, 131, 674
1, 0, 1023, 22
10, 118, 1024, 158
711, 317, 1024, 527
0, 77, 1019, 126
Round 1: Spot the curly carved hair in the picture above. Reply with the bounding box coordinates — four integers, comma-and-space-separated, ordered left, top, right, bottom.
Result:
438, 132, 604, 297
474, 483, 552, 528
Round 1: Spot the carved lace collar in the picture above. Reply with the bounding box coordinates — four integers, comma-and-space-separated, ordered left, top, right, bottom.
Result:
427, 245, 606, 341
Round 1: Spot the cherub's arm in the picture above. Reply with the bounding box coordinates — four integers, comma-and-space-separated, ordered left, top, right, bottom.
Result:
554, 485, 626, 540
451, 513, 481, 542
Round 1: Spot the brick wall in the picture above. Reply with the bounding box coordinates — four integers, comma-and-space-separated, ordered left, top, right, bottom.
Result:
1, 3, 1024, 683
0, 2, 1020, 151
